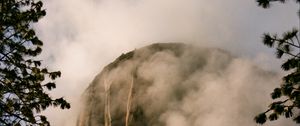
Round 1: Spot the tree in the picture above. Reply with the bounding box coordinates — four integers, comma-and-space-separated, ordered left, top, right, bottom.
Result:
254, 0, 300, 124
0, 0, 70, 125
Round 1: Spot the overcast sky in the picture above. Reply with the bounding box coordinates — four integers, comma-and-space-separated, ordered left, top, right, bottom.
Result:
33, 0, 299, 125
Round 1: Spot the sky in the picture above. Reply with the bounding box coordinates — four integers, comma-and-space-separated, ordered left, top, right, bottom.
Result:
32, 0, 299, 125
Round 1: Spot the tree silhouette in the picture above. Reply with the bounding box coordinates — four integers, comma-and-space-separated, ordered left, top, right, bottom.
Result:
254, 0, 300, 124
0, 0, 70, 125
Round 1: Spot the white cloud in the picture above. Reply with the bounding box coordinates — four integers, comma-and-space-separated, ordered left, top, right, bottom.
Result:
33, 0, 298, 125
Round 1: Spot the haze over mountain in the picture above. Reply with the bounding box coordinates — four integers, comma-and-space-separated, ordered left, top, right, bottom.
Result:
34, 0, 298, 125
78, 43, 293, 126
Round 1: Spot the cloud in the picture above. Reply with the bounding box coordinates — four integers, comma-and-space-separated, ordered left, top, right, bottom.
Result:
78, 43, 294, 126
33, 0, 298, 125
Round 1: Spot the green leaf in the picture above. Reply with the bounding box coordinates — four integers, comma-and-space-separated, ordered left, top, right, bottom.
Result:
31, 37, 43, 46
281, 58, 299, 71
257, 0, 271, 8
54, 98, 71, 109
271, 88, 282, 99
35, 1, 43, 7
269, 113, 279, 121
25, 29, 35, 39
276, 49, 284, 58
41, 68, 48, 73
284, 107, 293, 118
33, 60, 41, 66
262, 33, 274, 47
44, 82, 56, 90
33, 47, 42, 55
49, 71, 61, 80
255, 113, 267, 124
40, 115, 47, 123
274, 104, 285, 114
290, 91, 300, 99
282, 28, 298, 40
40, 10, 46, 17
283, 44, 290, 53
281, 84, 293, 96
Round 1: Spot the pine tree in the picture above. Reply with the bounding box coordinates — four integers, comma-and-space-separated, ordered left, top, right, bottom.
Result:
254, 0, 300, 124
0, 0, 70, 125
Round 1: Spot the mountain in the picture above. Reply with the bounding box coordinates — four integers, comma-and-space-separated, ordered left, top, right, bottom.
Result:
77, 43, 282, 126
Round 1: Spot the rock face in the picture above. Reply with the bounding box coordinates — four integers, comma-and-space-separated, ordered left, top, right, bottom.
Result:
78, 43, 279, 126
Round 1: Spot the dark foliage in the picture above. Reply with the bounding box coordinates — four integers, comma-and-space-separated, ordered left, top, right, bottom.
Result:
0, 0, 70, 125
254, 0, 300, 124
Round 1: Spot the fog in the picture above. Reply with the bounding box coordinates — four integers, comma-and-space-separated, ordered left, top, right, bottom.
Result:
33, 0, 299, 125
78, 43, 294, 126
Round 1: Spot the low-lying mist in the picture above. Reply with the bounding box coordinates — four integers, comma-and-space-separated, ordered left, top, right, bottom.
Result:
78, 43, 293, 126
34, 0, 299, 125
